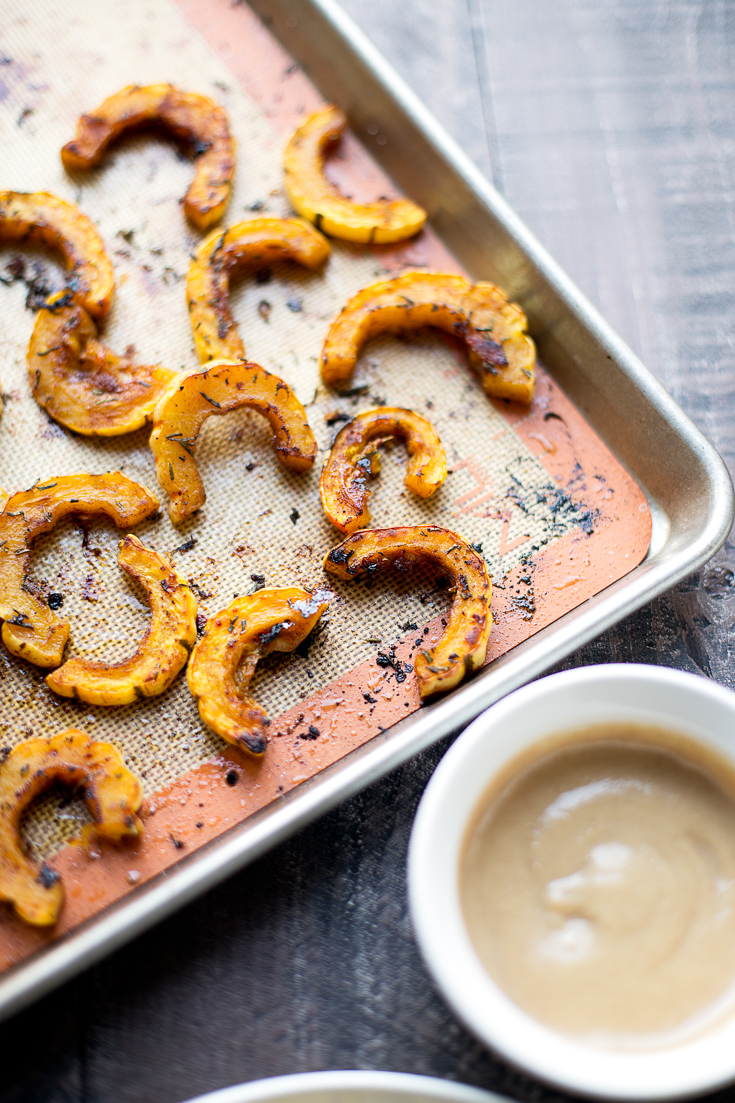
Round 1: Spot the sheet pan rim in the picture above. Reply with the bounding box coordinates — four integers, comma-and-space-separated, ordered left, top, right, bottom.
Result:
0, 0, 732, 1023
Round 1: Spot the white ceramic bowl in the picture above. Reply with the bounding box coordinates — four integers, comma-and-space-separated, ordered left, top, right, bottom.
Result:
181, 1071, 509, 1103
408, 664, 735, 1100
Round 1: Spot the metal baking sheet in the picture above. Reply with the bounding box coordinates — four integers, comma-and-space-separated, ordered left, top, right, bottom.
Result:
0, 0, 731, 1019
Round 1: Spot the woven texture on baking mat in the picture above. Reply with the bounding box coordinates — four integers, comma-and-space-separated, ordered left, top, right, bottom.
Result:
0, 0, 650, 957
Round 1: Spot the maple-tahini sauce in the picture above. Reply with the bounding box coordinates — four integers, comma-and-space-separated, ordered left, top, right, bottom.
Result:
460, 724, 735, 1047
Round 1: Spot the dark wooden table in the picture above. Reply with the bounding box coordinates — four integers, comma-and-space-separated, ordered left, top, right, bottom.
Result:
3, 1, 735, 1100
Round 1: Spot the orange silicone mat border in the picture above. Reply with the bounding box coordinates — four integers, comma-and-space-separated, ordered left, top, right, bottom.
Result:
0, 0, 650, 970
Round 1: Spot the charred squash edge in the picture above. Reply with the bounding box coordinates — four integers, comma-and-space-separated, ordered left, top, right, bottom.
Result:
320, 406, 447, 534
149, 358, 317, 524
46, 535, 197, 705
187, 217, 330, 363
0, 473, 160, 668
320, 270, 536, 403
0, 191, 115, 319
187, 586, 330, 754
28, 298, 176, 436
324, 525, 492, 696
61, 83, 235, 232
0, 729, 142, 926
284, 105, 427, 244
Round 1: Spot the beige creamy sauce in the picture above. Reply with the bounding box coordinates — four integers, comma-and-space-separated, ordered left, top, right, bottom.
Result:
461, 725, 735, 1046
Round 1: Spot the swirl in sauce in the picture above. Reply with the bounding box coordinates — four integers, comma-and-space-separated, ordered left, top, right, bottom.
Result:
460, 725, 735, 1048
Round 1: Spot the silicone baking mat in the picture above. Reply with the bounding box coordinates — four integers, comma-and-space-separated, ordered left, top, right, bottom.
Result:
0, 0, 650, 968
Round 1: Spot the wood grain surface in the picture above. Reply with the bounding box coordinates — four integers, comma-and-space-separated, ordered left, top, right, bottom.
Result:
2, 1, 735, 1100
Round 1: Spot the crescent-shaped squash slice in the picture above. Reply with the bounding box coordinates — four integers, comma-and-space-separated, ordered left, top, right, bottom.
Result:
284, 106, 427, 244
321, 271, 536, 403
188, 587, 330, 754
61, 83, 235, 232
0, 729, 143, 926
187, 218, 331, 363
0, 191, 115, 319
28, 298, 176, 436
320, 407, 447, 534
46, 535, 197, 705
0, 473, 160, 668
324, 526, 492, 696
149, 359, 317, 524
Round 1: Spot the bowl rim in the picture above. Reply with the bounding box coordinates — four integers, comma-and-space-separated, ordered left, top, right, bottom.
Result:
408, 663, 735, 1100
180, 1070, 511, 1103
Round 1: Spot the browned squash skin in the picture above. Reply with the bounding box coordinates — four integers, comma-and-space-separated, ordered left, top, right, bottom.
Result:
28, 299, 176, 436
0, 191, 114, 319
61, 83, 235, 232
0, 473, 160, 668
320, 407, 447, 534
46, 536, 197, 705
187, 218, 331, 363
188, 587, 330, 754
321, 271, 536, 403
0, 729, 142, 926
284, 106, 427, 244
149, 359, 318, 524
324, 526, 492, 696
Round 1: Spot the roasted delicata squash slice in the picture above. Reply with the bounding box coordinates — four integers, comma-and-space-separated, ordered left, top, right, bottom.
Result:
0, 191, 114, 319
0, 473, 160, 668
150, 359, 317, 523
324, 526, 492, 696
28, 298, 176, 436
284, 106, 427, 244
46, 536, 197, 705
187, 218, 331, 363
320, 407, 447, 534
188, 587, 330, 755
321, 271, 536, 403
61, 83, 235, 232
0, 729, 143, 926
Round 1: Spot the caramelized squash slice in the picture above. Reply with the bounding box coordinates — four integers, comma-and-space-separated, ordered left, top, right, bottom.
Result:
0, 191, 114, 319
324, 526, 492, 696
284, 106, 426, 244
150, 359, 317, 524
187, 218, 331, 363
46, 535, 196, 705
28, 298, 176, 436
320, 407, 447, 534
0, 473, 160, 668
61, 83, 235, 232
188, 587, 330, 754
321, 271, 536, 403
0, 729, 143, 926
